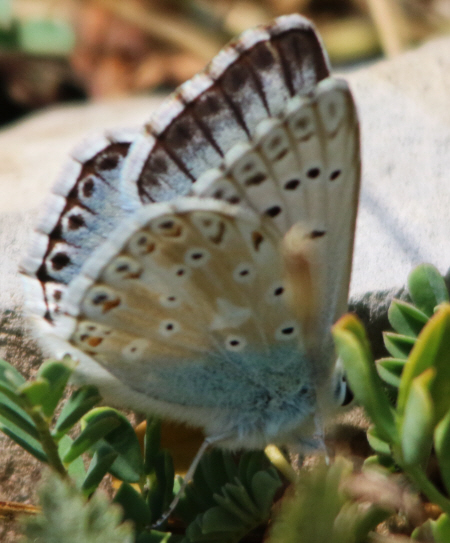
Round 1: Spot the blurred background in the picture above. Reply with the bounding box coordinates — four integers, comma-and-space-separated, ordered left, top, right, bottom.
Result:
2, 0, 450, 127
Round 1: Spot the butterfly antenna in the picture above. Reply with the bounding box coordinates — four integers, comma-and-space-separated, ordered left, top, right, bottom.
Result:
150, 433, 229, 529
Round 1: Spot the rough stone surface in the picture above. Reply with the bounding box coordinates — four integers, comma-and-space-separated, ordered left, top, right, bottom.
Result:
349, 36, 450, 296
1, 40, 450, 315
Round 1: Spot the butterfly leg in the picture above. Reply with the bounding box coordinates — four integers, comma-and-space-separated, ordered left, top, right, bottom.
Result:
150, 432, 233, 529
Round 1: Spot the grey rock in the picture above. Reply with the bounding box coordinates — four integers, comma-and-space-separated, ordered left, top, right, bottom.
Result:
1, 37, 450, 330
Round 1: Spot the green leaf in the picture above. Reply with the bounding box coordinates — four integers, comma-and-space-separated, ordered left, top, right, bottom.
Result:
146, 450, 174, 525
332, 315, 396, 443
398, 304, 450, 422
414, 514, 450, 543
336, 502, 390, 543
36, 360, 73, 417
238, 451, 268, 488
58, 435, 86, 486
408, 264, 449, 317
19, 379, 50, 408
201, 506, 244, 533
0, 381, 27, 407
189, 456, 217, 507
20, 472, 134, 543
388, 299, 429, 337
366, 427, 391, 457
434, 410, 450, 495
82, 445, 118, 496
0, 358, 26, 389
200, 449, 231, 494
114, 482, 151, 531
251, 468, 282, 514
144, 417, 161, 473
215, 480, 259, 523
0, 393, 39, 439
53, 386, 101, 439
82, 408, 144, 483
267, 458, 353, 543
433, 513, 450, 542
136, 531, 180, 543
383, 332, 415, 359
0, 421, 46, 462
62, 412, 121, 464
399, 368, 434, 466
0, 359, 30, 409
376, 357, 405, 388
363, 455, 396, 471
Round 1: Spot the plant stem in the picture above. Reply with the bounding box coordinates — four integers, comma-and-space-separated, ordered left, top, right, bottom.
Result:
29, 409, 67, 478
406, 464, 450, 516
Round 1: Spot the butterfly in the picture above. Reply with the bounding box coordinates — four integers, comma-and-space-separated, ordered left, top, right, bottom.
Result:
21, 14, 360, 471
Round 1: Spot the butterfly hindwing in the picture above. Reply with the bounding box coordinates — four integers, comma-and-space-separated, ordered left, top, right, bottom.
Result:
51, 198, 316, 443
190, 77, 360, 357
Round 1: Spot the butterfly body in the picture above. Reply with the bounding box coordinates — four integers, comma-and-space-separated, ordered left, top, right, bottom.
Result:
21, 14, 360, 452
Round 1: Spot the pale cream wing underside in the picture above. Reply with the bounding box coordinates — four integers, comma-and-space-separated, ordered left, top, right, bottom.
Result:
52, 199, 307, 412
190, 77, 360, 367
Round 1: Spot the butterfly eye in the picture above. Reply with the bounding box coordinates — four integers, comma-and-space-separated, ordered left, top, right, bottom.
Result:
275, 322, 299, 341
225, 335, 247, 352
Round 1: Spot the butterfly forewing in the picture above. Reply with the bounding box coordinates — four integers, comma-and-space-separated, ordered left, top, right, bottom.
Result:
21, 130, 138, 330
121, 14, 330, 208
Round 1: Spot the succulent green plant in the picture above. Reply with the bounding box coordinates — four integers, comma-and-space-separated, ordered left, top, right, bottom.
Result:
4, 263, 450, 542
0, 356, 282, 542
266, 457, 396, 543
20, 472, 134, 543
333, 264, 450, 543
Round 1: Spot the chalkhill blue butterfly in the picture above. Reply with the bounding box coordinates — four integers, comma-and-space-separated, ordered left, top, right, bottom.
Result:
21, 13, 360, 488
